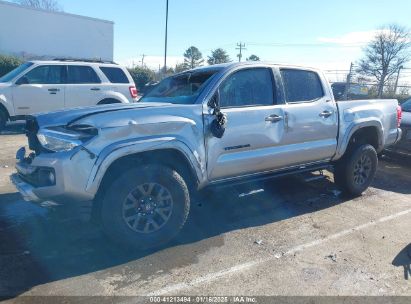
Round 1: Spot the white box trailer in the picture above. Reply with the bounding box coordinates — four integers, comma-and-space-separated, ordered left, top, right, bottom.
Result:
0, 0, 113, 61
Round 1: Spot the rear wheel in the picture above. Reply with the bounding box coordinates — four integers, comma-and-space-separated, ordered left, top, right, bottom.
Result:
98, 98, 121, 105
101, 164, 190, 250
334, 144, 378, 196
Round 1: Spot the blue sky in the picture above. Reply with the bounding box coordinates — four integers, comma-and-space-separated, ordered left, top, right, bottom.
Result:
54, 0, 411, 80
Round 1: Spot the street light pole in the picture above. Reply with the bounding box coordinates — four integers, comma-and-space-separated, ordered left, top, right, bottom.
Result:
164, 0, 169, 78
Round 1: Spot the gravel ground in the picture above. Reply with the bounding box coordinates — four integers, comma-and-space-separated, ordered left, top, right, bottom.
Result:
0, 123, 410, 302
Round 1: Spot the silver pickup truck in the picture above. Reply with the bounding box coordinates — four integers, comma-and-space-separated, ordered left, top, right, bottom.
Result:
11, 62, 402, 249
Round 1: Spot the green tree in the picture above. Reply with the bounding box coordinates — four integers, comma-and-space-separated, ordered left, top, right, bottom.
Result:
183, 46, 204, 69
13, 0, 62, 11
175, 63, 188, 73
247, 54, 260, 61
207, 48, 231, 65
357, 24, 410, 97
0, 55, 23, 77
128, 67, 155, 90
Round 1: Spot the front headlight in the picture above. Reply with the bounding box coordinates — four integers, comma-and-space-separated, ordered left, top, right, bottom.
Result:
37, 125, 98, 152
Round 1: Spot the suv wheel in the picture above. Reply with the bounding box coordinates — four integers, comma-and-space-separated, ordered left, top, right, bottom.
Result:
334, 144, 378, 196
101, 164, 190, 250
0, 109, 7, 132
98, 98, 121, 105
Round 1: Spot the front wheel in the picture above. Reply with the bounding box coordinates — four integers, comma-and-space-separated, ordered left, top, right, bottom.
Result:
101, 164, 190, 250
334, 144, 378, 196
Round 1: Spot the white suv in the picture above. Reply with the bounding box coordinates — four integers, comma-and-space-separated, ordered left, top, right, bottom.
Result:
0, 59, 138, 130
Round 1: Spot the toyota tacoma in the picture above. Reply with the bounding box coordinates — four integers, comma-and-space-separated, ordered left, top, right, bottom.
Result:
11, 62, 403, 249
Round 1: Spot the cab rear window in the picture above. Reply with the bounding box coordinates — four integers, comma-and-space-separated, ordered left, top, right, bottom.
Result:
100, 67, 129, 83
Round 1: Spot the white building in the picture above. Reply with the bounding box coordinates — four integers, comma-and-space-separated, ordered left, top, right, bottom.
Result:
0, 0, 114, 61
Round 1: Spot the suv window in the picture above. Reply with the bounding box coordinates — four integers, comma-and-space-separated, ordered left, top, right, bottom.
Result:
22, 65, 64, 84
100, 67, 129, 83
67, 66, 101, 84
219, 68, 275, 108
281, 69, 324, 103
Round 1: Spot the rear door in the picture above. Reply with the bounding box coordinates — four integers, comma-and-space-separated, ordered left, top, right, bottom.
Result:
64, 65, 103, 108
278, 68, 338, 165
205, 67, 287, 181
12, 65, 65, 115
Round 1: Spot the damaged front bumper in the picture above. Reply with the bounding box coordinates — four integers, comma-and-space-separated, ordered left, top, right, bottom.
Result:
10, 173, 41, 202
11, 147, 96, 204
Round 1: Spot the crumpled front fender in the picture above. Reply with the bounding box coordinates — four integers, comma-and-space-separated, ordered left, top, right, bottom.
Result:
85, 136, 206, 196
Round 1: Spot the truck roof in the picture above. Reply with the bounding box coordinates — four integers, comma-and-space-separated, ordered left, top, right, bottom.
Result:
189, 61, 321, 73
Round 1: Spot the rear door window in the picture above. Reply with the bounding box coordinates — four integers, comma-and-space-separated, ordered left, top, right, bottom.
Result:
280, 69, 324, 103
100, 67, 129, 83
67, 66, 101, 84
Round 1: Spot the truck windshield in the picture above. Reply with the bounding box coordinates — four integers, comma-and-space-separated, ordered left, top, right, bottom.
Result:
140, 69, 221, 104
0, 62, 33, 83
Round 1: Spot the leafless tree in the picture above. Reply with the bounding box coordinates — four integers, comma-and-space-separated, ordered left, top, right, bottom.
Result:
13, 0, 62, 11
357, 24, 410, 97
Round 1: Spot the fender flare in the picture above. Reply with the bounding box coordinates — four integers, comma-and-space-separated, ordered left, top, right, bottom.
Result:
334, 119, 384, 160
85, 137, 206, 195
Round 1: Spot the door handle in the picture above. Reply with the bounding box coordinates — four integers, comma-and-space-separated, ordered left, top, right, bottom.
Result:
265, 114, 283, 123
90, 87, 101, 91
48, 88, 60, 92
319, 110, 333, 118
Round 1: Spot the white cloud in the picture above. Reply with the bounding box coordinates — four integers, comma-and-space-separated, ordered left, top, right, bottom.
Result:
117, 55, 185, 70
317, 30, 380, 46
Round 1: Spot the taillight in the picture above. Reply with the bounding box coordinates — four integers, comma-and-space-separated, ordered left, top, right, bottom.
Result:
397, 105, 402, 128
129, 86, 138, 99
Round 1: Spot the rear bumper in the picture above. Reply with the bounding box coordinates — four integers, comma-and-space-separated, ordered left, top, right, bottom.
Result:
395, 128, 403, 144
385, 127, 411, 156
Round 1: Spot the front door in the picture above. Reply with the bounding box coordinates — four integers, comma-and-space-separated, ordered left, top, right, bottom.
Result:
205, 67, 287, 181
12, 65, 65, 115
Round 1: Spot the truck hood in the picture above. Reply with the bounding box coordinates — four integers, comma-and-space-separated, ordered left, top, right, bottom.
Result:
31, 102, 173, 128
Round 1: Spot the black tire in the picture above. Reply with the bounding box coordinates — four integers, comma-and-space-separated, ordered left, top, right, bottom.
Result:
334, 144, 378, 196
101, 164, 190, 250
98, 98, 121, 105
0, 109, 7, 132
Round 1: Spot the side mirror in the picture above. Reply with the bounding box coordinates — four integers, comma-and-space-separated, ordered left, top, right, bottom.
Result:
208, 90, 220, 109
209, 90, 227, 139
16, 76, 29, 85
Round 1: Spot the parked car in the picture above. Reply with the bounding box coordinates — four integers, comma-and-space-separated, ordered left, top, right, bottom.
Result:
331, 82, 369, 101
0, 59, 138, 130
385, 98, 411, 156
11, 62, 402, 250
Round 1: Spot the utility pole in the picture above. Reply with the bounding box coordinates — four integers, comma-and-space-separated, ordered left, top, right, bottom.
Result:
394, 65, 403, 96
344, 62, 354, 101
140, 54, 146, 67
236, 42, 246, 62
164, 0, 169, 78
